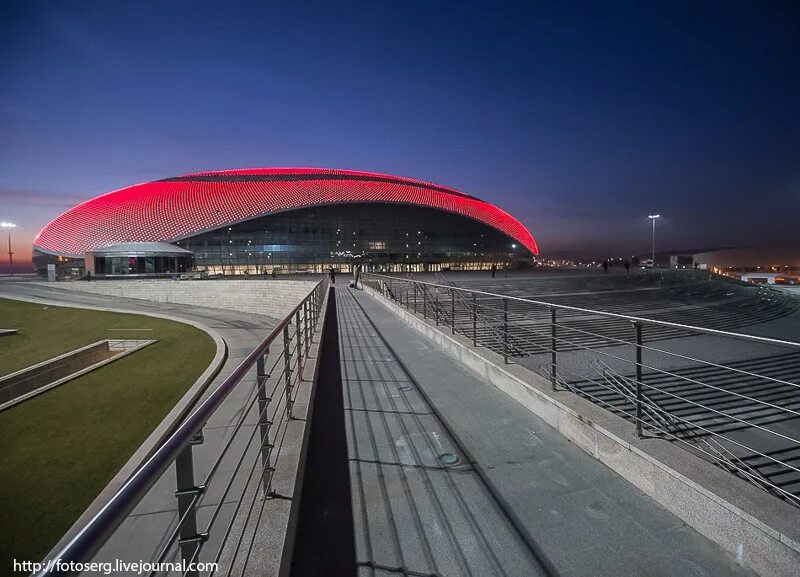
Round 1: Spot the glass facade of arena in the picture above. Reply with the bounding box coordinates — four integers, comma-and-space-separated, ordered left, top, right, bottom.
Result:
176, 203, 531, 274
32, 250, 84, 278
92, 255, 189, 275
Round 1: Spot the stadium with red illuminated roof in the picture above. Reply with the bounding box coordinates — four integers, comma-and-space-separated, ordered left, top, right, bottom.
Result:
33, 168, 538, 276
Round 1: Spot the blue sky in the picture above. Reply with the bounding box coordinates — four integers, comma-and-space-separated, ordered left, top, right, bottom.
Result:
1, 0, 798, 265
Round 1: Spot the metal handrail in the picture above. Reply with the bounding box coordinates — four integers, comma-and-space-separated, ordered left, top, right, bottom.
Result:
36, 278, 329, 577
364, 272, 800, 507
574, 363, 800, 506
366, 273, 800, 350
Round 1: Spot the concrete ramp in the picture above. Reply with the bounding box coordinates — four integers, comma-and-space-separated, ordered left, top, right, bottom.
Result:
337, 286, 755, 577
336, 286, 550, 576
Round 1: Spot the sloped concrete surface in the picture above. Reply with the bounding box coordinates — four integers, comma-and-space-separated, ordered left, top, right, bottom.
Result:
336, 287, 550, 576
344, 286, 756, 577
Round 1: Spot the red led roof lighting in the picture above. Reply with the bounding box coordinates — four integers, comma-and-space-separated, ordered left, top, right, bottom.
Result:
34, 168, 538, 257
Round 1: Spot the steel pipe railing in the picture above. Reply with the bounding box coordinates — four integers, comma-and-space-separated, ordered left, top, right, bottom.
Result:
36, 278, 329, 577
366, 273, 800, 349
363, 272, 800, 507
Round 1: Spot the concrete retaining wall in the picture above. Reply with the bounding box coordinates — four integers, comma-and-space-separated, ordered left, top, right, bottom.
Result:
0, 340, 156, 411
39, 280, 318, 320
367, 288, 800, 577
0, 341, 110, 404
254, 286, 331, 577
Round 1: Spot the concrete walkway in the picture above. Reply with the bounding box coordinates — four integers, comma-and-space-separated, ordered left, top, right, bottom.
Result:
337, 287, 549, 577
338, 286, 754, 577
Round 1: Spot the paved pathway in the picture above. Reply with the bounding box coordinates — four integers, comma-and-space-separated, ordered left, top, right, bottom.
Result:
337, 287, 549, 577
338, 286, 754, 577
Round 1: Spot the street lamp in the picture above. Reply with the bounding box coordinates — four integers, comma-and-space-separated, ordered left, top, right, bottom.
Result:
648, 214, 660, 268
1, 222, 16, 276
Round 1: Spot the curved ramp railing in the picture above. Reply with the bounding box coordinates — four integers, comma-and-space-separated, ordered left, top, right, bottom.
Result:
35, 278, 329, 577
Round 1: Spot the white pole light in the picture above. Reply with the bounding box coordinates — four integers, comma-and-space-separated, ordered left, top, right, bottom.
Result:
1, 221, 17, 275
648, 214, 661, 267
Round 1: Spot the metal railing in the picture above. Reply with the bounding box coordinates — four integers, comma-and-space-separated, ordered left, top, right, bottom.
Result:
364, 272, 800, 507
36, 278, 329, 576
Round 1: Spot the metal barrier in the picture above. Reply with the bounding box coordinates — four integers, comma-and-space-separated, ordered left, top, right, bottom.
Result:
364, 272, 800, 507
36, 278, 329, 576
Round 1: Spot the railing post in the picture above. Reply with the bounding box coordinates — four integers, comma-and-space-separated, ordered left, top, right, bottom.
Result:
284, 324, 294, 418
414, 283, 418, 314
308, 292, 317, 337
310, 289, 316, 329
174, 439, 204, 576
311, 290, 317, 329
316, 285, 322, 327
450, 288, 455, 334
256, 352, 274, 496
503, 297, 509, 364
389, 278, 393, 300
550, 307, 557, 391
304, 300, 311, 354
435, 290, 439, 326
472, 292, 477, 346
634, 321, 643, 438
423, 286, 427, 319
295, 309, 303, 377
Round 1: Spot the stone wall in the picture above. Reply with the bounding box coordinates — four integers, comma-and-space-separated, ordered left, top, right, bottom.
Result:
45, 279, 319, 320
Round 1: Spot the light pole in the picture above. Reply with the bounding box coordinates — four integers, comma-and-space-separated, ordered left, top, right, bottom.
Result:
1, 222, 16, 276
648, 214, 660, 268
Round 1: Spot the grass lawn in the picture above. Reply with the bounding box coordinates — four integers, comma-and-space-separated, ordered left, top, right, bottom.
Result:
0, 297, 217, 568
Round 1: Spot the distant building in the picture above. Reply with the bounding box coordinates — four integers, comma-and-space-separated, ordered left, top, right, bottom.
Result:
736, 272, 799, 285
634, 246, 799, 274
692, 247, 799, 270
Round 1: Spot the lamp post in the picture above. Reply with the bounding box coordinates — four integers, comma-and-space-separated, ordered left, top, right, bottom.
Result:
1, 222, 16, 276
509, 243, 517, 276
648, 214, 660, 268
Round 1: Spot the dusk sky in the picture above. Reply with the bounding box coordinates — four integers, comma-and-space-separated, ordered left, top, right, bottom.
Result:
1, 1, 798, 269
